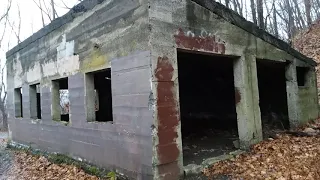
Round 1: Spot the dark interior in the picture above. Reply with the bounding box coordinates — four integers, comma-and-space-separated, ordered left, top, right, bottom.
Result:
37, 92, 41, 119
178, 51, 238, 166
256, 60, 289, 137
59, 78, 69, 122
34, 84, 41, 119
296, 67, 309, 87
16, 88, 23, 117
59, 78, 68, 89
94, 69, 113, 122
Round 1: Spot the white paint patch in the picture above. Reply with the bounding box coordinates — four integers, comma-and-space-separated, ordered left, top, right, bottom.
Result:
13, 53, 23, 88
56, 55, 80, 76
42, 61, 58, 77
26, 62, 41, 83
42, 34, 80, 77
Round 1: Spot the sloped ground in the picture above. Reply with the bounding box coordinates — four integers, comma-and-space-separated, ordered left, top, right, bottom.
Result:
204, 119, 320, 179
294, 21, 320, 92
0, 133, 105, 180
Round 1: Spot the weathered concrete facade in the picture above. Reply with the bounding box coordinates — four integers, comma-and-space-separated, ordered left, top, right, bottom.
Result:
6, 0, 319, 179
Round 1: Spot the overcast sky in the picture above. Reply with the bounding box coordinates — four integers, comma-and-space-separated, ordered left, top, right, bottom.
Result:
0, 0, 80, 58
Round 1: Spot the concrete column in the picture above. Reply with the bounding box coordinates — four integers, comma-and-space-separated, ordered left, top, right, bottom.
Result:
14, 88, 23, 118
69, 73, 86, 126
22, 85, 31, 119
84, 73, 95, 122
233, 54, 263, 149
51, 81, 60, 121
41, 86, 52, 121
29, 84, 38, 119
285, 61, 300, 128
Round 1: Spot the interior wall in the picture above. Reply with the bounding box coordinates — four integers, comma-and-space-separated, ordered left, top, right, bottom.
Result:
256, 60, 289, 130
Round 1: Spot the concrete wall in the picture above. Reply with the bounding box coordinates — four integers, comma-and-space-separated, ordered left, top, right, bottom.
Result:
5, 0, 319, 179
297, 66, 319, 124
6, 0, 154, 179
149, 0, 319, 179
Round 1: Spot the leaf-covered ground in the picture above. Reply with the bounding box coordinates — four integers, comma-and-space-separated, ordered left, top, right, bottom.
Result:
204, 119, 320, 180
294, 20, 320, 95
0, 133, 102, 180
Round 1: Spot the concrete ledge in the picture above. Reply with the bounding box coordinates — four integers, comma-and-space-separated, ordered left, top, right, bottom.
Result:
184, 150, 245, 176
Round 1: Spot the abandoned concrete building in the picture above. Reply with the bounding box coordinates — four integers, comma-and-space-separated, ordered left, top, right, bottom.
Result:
5, 0, 320, 179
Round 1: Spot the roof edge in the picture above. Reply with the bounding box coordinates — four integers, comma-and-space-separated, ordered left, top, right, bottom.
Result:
191, 0, 317, 66
6, 0, 106, 58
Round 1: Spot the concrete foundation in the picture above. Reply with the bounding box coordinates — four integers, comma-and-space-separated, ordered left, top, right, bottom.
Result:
6, 0, 319, 179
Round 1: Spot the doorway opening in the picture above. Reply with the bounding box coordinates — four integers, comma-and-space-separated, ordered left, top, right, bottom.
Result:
256, 60, 289, 138
178, 50, 238, 166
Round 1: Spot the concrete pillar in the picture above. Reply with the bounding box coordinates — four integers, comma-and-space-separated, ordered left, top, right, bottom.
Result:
14, 88, 23, 118
41, 86, 52, 121
69, 73, 86, 126
285, 61, 300, 128
233, 54, 263, 149
29, 84, 38, 119
51, 81, 60, 121
22, 85, 31, 119
84, 73, 95, 122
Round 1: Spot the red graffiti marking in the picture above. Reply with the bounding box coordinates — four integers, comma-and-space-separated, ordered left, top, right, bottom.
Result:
155, 56, 181, 178
174, 28, 226, 54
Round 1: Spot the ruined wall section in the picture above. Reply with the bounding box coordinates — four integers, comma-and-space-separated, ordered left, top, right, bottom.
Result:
296, 62, 319, 124
149, 0, 318, 179
6, 0, 154, 179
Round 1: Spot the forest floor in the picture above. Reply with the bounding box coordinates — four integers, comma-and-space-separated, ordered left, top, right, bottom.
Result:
204, 118, 320, 180
0, 132, 103, 180
2, 118, 320, 180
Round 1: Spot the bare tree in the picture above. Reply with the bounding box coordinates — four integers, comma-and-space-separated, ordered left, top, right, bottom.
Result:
0, 0, 13, 131
304, 0, 312, 25
250, 0, 257, 25
257, 0, 264, 28
272, 2, 279, 37
225, 0, 230, 8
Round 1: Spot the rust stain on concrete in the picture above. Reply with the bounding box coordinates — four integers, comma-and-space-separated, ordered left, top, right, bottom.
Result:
155, 56, 180, 178
174, 28, 226, 54
235, 87, 241, 104
158, 161, 181, 180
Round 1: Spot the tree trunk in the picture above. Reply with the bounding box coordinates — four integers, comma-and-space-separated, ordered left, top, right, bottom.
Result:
233, 0, 238, 13
257, 0, 264, 29
225, 0, 230, 8
0, 104, 7, 131
51, 0, 56, 19
292, 0, 306, 28
250, 0, 257, 25
286, 0, 295, 43
39, 0, 45, 27
273, 4, 279, 37
304, 0, 312, 25
2, 113, 7, 131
